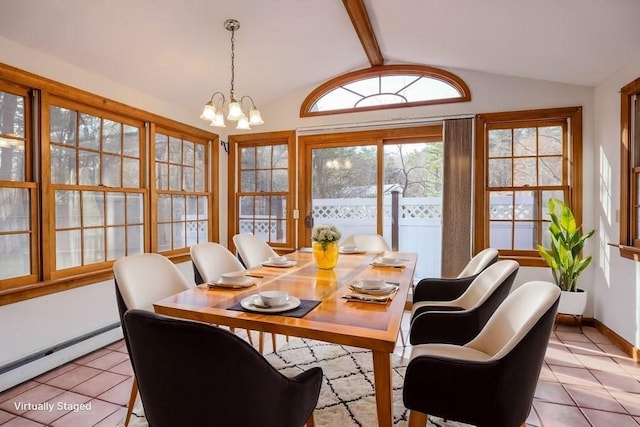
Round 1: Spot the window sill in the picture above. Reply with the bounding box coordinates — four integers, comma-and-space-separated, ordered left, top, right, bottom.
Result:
611, 243, 640, 261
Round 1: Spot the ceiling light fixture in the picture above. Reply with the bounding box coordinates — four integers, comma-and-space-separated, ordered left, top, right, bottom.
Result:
200, 19, 263, 130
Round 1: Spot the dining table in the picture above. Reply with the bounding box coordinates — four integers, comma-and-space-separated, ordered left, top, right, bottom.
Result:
153, 249, 417, 427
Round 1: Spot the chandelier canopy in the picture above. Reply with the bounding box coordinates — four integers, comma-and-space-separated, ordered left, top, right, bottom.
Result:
200, 19, 263, 130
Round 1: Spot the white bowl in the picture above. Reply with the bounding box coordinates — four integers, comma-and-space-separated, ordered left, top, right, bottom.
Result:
258, 290, 289, 307
340, 246, 358, 252
219, 270, 248, 284
379, 257, 400, 264
360, 279, 385, 290
269, 256, 289, 265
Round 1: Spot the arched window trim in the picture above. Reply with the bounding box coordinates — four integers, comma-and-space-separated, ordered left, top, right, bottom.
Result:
300, 65, 471, 117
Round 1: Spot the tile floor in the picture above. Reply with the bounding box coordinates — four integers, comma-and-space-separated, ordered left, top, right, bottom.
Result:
0, 317, 639, 426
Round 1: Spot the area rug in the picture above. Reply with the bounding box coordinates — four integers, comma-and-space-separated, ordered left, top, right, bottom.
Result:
119, 338, 468, 427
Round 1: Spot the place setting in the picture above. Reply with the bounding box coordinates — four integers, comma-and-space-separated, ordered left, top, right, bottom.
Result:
229, 290, 321, 318
207, 270, 257, 289
342, 278, 399, 304
261, 255, 298, 268
370, 255, 408, 268
338, 245, 366, 254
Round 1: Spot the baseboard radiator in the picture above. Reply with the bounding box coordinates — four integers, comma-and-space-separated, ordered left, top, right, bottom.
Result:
0, 322, 123, 392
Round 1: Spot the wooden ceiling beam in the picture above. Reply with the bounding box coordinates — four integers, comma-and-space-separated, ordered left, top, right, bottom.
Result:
342, 0, 384, 67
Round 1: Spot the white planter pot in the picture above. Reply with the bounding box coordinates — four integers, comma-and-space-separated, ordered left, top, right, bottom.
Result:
557, 289, 587, 316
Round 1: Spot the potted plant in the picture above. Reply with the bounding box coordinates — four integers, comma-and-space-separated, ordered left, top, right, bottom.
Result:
311, 224, 342, 270
537, 198, 595, 318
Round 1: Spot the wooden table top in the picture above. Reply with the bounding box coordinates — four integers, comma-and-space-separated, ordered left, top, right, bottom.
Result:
154, 250, 417, 353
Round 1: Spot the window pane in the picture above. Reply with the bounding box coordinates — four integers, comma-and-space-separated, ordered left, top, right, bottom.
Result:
198, 220, 208, 242
50, 106, 76, 145
272, 145, 287, 168
155, 134, 168, 161
0, 140, 26, 181
198, 196, 208, 220
0, 234, 30, 279
186, 220, 198, 246
169, 137, 181, 163
172, 222, 185, 249
272, 169, 288, 192
514, 221, 537, 249
488, 129, 512, 157
195, 144, 205, 192
515, 191, 535, 220
541, 190, 565, 221
269, 220, 286, 243
539, 126, 562, 155
239, 196, 254, 216
102, 154, 122, 187
169, 164, 181, 191
242, 170, 255, 192
271, 196, 286, 218
0, 187, 29, 231
56, 229, 81, 269
83, 228, 105, 264
127, 224, 144, 255
513, 128, 536, 156
241, 146, 255, 169
79, 150, 100, 186
399, 76, 461, 101
157, 195, 171, 222
106, 192, 125, 226
539, 157, 562, 186
183, 141, 194, 166
156, 163, 169, 190
55, 190, 80, 228
513, 158, 536, 186
107, 226, 126, 260
489, 191, 513, 220
102, 119, 121, 154
127, 193, 144, 224
0, 91, 25, 137
183, 167, 194, 191
51, 145, 77, 184
122, 157, 140, 188
78, 114, 100, 149
123, 124, 140, 157
489, 221, 512, 249
83, 191, 104, 227
172, 195, 185, 222
257, 146, 271, 168
256, 170, 271, 192
157, 223, 171, 252
488, 158, 512, 187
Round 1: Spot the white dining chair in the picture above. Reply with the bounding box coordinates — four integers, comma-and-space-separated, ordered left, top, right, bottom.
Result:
113, 253, 192, 427
341, 233, 391, 252
190, 242, 258, 347
233, 233, 279, 268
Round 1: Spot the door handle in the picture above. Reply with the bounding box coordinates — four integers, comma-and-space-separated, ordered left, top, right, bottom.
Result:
304, 214, 314, 229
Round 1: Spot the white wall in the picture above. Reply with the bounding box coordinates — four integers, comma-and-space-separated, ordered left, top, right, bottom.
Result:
593, 54, 640, 348
2, 33, 614, 374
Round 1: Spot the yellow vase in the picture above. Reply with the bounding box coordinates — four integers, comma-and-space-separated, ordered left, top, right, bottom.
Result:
313, 241, 339, 270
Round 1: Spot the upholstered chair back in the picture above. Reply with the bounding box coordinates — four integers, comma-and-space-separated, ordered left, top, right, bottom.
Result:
456, 247, 499, 278
232, 233, 279, 268
190, 242, 245, 284
453, 260, 519, 309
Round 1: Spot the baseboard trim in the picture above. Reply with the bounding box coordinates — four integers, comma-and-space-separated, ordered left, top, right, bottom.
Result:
0, 324, 123, 392
593, 319, 640, 362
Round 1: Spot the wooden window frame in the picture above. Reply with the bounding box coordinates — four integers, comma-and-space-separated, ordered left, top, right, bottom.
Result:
0, 62, 219, 305
228, 131, 296, 253
150, 125, 216, 255
300, 65, 471, 118
620, 77, 640, 260
474, 107, 583, 266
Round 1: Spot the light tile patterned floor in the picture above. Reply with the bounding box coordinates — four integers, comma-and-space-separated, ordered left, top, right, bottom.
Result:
0, 317, 639, 426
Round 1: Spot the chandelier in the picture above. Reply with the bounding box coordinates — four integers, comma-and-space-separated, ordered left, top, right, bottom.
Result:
200, 19, 264, 130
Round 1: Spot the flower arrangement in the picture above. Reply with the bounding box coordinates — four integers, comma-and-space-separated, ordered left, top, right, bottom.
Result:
312, 224, 342, 249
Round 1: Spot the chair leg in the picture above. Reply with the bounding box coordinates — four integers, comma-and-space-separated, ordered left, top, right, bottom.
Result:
408, 410, 428, 427
271, 333, 277, 352
245, 329, 254, 345
305, 412, 315, 427
124, 376, 138, 427
259, 331, 265, 354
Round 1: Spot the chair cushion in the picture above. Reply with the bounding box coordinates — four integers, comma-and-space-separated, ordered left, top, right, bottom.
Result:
411, 343, 492, 362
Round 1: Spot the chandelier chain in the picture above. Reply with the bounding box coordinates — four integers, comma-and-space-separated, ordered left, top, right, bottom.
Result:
230, 27, 235, 101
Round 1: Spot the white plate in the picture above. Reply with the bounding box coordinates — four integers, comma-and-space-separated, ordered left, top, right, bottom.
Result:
240, 295, 301, 313
339, 247, 365, 254
371, 259, 404, 267
261, 260, 298, 268
209, 276, 255, 288
351, 282, 398, 295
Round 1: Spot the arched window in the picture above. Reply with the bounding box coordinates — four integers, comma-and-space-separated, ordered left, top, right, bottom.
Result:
300, 65, 470, 117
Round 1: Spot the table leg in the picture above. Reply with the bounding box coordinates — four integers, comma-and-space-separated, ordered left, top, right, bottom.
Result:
372, 350, 392, 427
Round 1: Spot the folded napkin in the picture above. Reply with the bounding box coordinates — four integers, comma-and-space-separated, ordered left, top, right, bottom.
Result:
342, 286, 398, 304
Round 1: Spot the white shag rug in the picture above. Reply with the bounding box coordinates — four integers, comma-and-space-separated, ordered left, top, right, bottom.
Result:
118, 338, 469, 427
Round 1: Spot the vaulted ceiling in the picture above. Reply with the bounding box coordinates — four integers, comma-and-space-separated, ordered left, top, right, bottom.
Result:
1, 0, 639, 121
